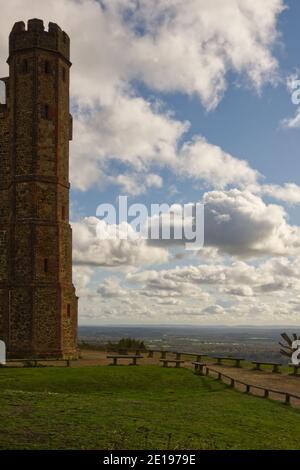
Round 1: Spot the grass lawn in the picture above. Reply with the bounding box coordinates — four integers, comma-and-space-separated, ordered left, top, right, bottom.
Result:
0, 365, 299, 450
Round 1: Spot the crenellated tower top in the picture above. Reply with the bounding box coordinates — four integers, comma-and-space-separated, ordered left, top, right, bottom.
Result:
9, 18, 70, 62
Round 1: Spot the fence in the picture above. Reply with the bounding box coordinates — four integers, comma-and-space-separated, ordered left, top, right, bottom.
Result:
203, 365, 300, 406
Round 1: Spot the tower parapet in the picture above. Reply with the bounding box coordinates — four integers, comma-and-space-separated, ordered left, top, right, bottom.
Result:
9, 19, 70, 62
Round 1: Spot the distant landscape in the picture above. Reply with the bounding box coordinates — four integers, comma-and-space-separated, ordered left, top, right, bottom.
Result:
78, 326, 300, 364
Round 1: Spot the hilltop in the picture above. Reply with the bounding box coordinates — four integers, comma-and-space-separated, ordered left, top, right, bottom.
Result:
0, 365, 300, 450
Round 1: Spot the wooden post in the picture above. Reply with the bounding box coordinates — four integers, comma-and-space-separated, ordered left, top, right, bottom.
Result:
66, 359, 70, 367
236, 359, 241, 368
218, 372, 221, 380
175, 361, 181, 368
245, 384, 250, 394
273, 364, 280, 374
285, 393, 291, 405
161, 351, 167, 359
175, 352, 181, 360
205, 367, 209, 376
230, 378, 234, 388
163, 360, 168, 368
132, 357, 137, 366
196, 355, 202, 362
113, 357, 117, 366
148, 350, 153, 358
264, 389, 269, 399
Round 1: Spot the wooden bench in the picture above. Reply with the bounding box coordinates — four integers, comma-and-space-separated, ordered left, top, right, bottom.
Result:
213, 356, 244, 368
6, 358, 71, 367
192, 361, 206, 375
252, 361, 281, 373
107, 355, 143, 366
289, 363, 300, 376
175, 352, 208, 361
159, 359, 185, 368
147, 349, 167, 358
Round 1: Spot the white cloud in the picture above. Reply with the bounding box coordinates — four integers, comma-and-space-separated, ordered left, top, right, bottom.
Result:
281, 71, 300, 129
259, 183, 300, 204
204, 189, 300, 257
97, 277, 128, 298
72, 216, 169, 267
107, 0, 283, 108
281, 108, 300, 129
177, 137, 259, 188
0, 0, 285, 193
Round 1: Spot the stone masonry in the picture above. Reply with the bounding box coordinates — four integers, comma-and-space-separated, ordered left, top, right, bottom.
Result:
0, 19, 78, 358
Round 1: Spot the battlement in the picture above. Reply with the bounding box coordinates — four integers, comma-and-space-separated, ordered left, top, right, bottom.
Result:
9, 19, 70, 61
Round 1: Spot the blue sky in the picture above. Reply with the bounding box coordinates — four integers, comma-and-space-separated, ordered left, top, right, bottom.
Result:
1, 0, 300, 326
71, 1, 300, 221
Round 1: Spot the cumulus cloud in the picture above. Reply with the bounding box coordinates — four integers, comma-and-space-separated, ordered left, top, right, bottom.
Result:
177, 138, 259, 188
259, 183, 300, 204
72, 216, 169, 267
97, 277, 128, 298
0, 0, 285, 193
75, 253, 300, 324
2, 0, 298, 326
128, 255, 300, 301
204, 189, 300, 257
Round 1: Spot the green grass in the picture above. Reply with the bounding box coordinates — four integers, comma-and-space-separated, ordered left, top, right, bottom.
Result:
0, 365, 299, 450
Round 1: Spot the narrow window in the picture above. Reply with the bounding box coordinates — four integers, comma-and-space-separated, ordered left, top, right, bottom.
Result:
62, 67, 66, 82
67, 304, 71, 318
43, 104, 50, 120
22, 59, 28, 73
44, 60, 51, 74
44, 258, 48, 273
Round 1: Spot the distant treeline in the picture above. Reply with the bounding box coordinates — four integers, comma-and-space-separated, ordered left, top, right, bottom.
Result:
79, 338, 147, 352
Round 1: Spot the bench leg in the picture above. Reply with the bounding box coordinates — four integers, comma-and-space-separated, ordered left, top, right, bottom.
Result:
112, 358, 117, 366
245, 384, 250, 394
236, 360, 241, 368
66, 360, 70, 367
254, 364, 260, 371
175, 353, 181, 360
148, 351, 153, 358
163, 361, 168, 367
175, 361, 180, 368
196, 355, 201, 362
131, 358, 137, 366
217, 358, 222, 365
161, 352, 166, 359
273, 365, 279, 373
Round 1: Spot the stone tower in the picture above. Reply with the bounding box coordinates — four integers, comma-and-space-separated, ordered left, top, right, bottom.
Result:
0, 19, 78, 359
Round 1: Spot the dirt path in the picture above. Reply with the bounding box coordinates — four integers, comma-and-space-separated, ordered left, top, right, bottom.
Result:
8, 349, 300, 406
